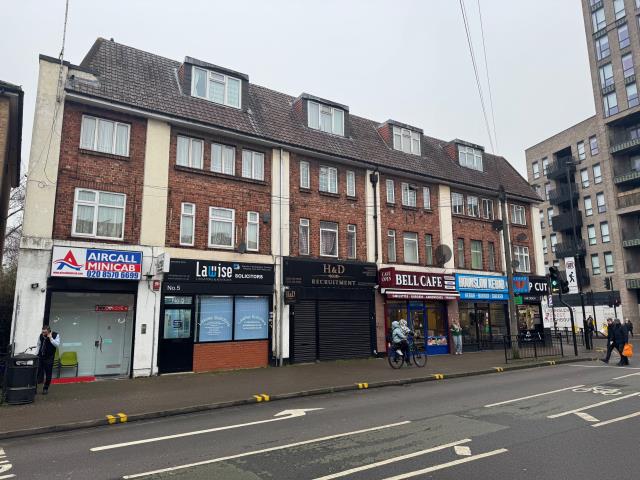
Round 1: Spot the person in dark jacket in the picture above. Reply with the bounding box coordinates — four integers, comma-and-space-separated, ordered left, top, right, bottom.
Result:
613, 319, 629, 366
37, 325, 61, 394
626, 319, 634, 337
600, 318, 616, 364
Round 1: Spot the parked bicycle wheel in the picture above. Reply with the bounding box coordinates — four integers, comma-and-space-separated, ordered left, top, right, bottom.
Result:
387, 346, 404, 369
412, 348, 427, 367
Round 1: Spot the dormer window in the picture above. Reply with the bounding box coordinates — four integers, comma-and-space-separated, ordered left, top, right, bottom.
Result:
393, 127, 421, 155
458, 145, 483, 171
192, 67, 241, 109
308, 101, 344, 136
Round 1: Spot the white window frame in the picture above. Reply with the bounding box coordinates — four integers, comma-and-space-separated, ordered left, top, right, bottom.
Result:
423, 187, 431, 209
467, 195, 480, 217
191, 66, 242, 109
403, 232, 419, 264
588, 224, 597, 245
471, 240, 483, 270
242, 150, 265, 181
246, 211, 259, 252
177, 135, 204, 169
386, 179, 395, 204
392, 126, 421, 155
425, 234, 433, 265
591, 254, 601, 276
320, 221, 339, 257
604, 252, 614, 273
307, 100, 345, 136
347, 224, 357, 259
577, 141, 586, 160
511, 204, 526, 226
319, 166, 338, 194
452, 192, 464, 215
179, 202, 195, 246
590, 136, 599, 155
513, 245, 531, 273
80, 115, 130, 156
482, 198, 494, 220
211, 143, 235, 175
388, 230, 396, 263
458, 145, 483, 171
208, 207, 235, 249
593, 163, 602, 184
581, 169, 590, 188
601, 221, 610, 243
402, 183, 417, 207
457, 238, 465, 268
72, 188, 126, 240
300, 161, 310, 189
299, 218, 310, 255
346, 170, 356, 197
585, 196, 593, 216
596, 192, 606, 213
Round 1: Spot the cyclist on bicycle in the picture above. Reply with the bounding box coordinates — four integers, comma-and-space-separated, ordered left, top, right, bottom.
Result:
391, 320, 410, 364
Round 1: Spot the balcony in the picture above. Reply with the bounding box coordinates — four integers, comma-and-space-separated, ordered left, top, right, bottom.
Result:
554, 240, 586, 260
617, 190, 640, 211
622, 226, 640, 247
626, 259, 640, 274
551, 211, 583, 233
613, 168, 640, 186
546, 156, 576, 181
609, 125, 640, 155
548, 186, 579, 207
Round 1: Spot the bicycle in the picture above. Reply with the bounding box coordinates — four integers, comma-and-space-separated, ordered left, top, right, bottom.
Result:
388, 333, 427, 369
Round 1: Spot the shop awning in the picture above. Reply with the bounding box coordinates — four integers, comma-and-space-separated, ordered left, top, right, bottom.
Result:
382, 289, 459, 300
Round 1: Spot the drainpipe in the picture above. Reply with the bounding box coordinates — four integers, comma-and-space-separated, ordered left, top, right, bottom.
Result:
278, 148, 285, 366
370, 171, 379, 262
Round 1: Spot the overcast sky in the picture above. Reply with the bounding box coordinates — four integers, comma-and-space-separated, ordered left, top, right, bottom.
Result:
2, 0, 594, 177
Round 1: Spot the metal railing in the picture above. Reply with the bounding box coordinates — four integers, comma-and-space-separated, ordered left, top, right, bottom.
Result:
551, 211, 583, 232
554, 241, 586, 260
618, 190, 640, 209
609, 125, 640, 154
546, 156, 576, 180
548, 186, 579, 206
503, 333, 564, 363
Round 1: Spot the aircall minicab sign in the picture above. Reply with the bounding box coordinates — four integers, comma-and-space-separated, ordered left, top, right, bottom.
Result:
51, 246, 143, 280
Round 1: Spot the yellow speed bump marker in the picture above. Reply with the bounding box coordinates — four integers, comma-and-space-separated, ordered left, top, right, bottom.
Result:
117, 413, 128, 423
433, 374, 445, 380
494, 367, 504, 372
357, 382, 369, 389
253, 393, 270, 402
106, 415, 117, 425
548, 360, 556, 366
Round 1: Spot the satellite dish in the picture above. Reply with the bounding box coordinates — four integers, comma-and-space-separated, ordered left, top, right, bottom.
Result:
516, 232, 528, 242
511, 259, 520, 269
434, 245, 452, 267
238, 242, 247, 254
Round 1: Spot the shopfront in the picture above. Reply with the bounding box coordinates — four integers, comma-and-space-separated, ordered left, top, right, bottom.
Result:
284, 257, 377, 363
160, 259, 274, 373
516, 276, 548, 337
379, 268, 458, 355
456, 273, 510, 350
46, 246, 141, 378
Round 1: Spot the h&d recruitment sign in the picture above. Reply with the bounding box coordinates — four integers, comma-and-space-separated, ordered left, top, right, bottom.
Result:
378, 268, 458, 300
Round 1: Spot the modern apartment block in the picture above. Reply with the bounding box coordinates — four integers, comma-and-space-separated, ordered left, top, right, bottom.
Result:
526, 0, 640, 323
12, 38, 541, 378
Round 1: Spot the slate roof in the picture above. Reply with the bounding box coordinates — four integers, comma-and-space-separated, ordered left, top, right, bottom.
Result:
65, 38, 538, 202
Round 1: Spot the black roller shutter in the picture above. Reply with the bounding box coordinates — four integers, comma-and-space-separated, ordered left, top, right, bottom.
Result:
292, 300, 317, 363
318, 301, 371, 360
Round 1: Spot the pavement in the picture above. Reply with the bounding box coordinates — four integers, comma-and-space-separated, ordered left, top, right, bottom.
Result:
0, 337, 609, 439
2, 354, 640, 479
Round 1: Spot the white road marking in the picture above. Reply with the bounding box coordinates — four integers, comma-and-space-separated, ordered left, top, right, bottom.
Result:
484, 385, 585, 408
378, 448, 509, 480
547, 392, 640, 418
311, 439, 472, 480
122, 420, 411, 479
575, 412, 599, 422
613, 372, 640, 380
92, 408, 323, 452
454, 445, 472, 456
0, 448, 14, 479
592, 411, 640, 428
566, 364, 640, 370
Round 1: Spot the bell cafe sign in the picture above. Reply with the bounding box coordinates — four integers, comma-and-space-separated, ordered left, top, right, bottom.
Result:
378, 268, 458, 300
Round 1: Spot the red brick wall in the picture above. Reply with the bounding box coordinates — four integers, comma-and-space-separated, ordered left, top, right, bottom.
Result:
450, 189, 502, 272
379, 174, 440, 265
53, 101, 147, 244
509, 202, 536, 273
377, 123, 391, 145
193, 341, 269, 372
289, 153, 367, 261
165, 129, 272, 253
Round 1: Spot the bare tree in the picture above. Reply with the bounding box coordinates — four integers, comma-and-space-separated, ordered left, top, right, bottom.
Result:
3, 175, 26, 269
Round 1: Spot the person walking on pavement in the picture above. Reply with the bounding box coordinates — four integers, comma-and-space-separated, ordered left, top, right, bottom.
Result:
586, 316, 594, 349
626, 318, 634, 337
451, 319, 463, 355
37, 325, 60, 394
613, 319, 629, 366
600, 318, 616, 364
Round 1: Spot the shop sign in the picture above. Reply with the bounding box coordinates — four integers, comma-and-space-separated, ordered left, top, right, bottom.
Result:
527, 276, 549, 296
95, 305, 129, 312
514, 296, 523, 305
284, 289, 297, 305
455, 273, 508, 301
51, 246, 142, 280
513, 276, 529, 294
165, 259, 274, 284
283, 258, 377, 288
378, 268, 456, 291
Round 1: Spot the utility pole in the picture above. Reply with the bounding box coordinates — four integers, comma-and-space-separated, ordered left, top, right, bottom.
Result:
499, 185, 519, 355
565, 160, 590, 350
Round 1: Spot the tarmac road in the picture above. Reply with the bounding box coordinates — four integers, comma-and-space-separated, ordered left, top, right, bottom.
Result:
2, 361, 640, 479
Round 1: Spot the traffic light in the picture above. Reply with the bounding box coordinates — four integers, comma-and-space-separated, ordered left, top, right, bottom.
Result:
549, 267, 560, 291
560, 277, 570, 294
604, 277, 612, 290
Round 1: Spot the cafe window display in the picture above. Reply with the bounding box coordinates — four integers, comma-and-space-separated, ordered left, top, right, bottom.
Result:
386, 301, 448, 355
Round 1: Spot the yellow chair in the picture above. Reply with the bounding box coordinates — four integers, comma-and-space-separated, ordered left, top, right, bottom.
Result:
53, 349, 61, 378
58, 351, 79, 378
